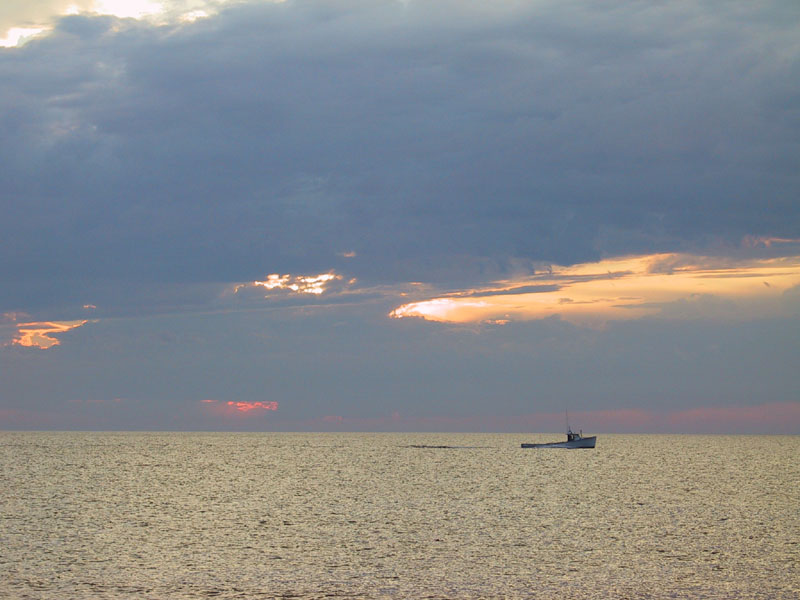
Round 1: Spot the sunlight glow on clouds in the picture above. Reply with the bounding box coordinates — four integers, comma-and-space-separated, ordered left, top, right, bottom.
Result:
227, 401, 279, 412
0, 27, 46, 48
200, 399, 279, 418
9, 320, 89, 349
390, 253, 800, 326
0, 0, 245, 47
234, 272, 342, 296
93, 0, 163, 19
179, 9, 208, 23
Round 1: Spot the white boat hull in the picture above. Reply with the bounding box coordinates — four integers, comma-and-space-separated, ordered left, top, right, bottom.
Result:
521, 436, 596, 449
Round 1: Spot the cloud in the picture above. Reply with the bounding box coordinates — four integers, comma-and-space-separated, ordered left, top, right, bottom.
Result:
743, 236, 800, 249
226, 400, 279, 412
0, 27, 47, 47
0, 0, 252, 46
68, 397, 125, 404
663, 403, 800, 434
527, 403, 800, 435
1, 1, 798, 433
234, 272, 343, 296
198, 399, 279, 421
5, 401, 796, 433
0, 1, 88, 43
1, 0, 798, 319
3, 316, 89, 349
390, 253, 800, 325
292, 402, 800, 434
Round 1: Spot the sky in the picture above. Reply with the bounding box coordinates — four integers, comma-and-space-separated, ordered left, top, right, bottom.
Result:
1, 0, 799, 433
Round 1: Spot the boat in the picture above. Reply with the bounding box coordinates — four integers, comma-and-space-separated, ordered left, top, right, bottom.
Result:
521, 428, 596, 449
521, 412, 597, 449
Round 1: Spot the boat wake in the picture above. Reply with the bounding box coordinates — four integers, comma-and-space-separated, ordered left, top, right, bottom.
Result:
403, 445, 491, 449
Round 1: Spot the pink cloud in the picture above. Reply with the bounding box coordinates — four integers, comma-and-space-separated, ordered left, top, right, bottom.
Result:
664, 403, 800, 433
296, 402, 800, 434
198, 399, 279, 419
227, 401, 279, 412
515, 404, 800, 434
0, 408, 57, 428
3, 401, 796, 433
0, 400, 137, 430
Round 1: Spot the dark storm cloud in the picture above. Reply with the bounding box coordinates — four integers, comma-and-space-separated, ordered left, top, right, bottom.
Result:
1, 0, 799, 315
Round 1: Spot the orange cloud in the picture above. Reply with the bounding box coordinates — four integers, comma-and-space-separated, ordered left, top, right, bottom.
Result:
199, 399, 279, 418
234, 272, 342, 296
390, 253, 800, 326
227, 401, 279, 412
9, 320, 89, 349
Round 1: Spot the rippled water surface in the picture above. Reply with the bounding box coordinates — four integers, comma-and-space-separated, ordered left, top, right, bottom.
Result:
2, 432, 798, 599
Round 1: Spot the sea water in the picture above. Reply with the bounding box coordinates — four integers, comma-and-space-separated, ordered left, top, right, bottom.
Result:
1, 432, 798, 599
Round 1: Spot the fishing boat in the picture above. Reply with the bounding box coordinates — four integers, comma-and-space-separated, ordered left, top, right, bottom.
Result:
521, 410, 596, 448
521, 427, 596, 449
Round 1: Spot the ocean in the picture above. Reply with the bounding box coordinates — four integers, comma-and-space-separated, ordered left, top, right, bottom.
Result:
1, 432, 798, 599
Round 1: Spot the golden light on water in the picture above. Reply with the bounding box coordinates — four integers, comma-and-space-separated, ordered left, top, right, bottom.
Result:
390, 253, 800, 326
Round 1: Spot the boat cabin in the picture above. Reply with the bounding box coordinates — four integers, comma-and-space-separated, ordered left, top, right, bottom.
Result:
566, 428, 583, 442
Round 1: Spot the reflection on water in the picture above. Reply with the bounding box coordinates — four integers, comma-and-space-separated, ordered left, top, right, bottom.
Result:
1, 433, 798, 599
